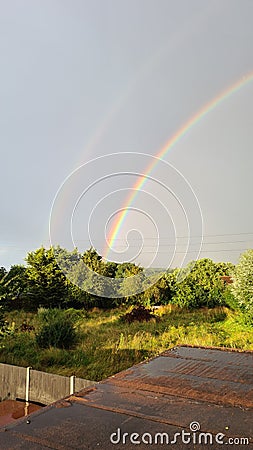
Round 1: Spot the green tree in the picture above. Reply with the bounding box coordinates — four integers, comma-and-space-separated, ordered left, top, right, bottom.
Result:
104, 261, 118, 278
0, 267, 7, 280
117, 262, 144, 304
82, 247, 106, 273
81, 248, 117, 301
26, 247, 67, 308
232, 249, 253, 322
172, 258, 232, 308
52, 246, 90, 308
51, 246, 117, 308
0, 265, 29, 309
142, 274, 172, 307
0, 268, 7, 301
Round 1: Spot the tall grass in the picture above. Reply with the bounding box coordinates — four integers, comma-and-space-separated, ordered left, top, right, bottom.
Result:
0, 306, 252, 381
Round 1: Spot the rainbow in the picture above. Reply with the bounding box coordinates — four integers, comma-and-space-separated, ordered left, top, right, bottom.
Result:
104, 72, 253, 258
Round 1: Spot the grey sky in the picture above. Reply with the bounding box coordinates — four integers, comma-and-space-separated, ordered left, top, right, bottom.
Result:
1, 0, 253, 269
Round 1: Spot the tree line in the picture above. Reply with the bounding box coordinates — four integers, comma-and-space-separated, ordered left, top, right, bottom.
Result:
0, 246, 252, 322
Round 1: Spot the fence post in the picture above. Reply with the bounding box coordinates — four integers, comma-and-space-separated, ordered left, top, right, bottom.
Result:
70, 375, 75, 395
25, 366, 32, 415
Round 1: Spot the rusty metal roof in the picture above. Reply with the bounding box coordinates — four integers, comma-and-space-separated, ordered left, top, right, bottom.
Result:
0, 345, 252, 449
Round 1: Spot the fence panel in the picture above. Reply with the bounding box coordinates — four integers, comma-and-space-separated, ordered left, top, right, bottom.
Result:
29, 369, 70, 405
75, 377, 96, 394
0, 363, 96, 405
0, 363, 26, 401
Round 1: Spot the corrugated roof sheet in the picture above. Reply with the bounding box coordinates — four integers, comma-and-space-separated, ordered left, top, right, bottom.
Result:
0, 345, 252, 449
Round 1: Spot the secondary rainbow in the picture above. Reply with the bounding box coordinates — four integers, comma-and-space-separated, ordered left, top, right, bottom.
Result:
104, 72, 253, 258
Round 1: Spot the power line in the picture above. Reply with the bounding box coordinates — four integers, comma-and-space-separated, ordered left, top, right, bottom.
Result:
73, 232, 253, 243
3, 232, 253, 247
134, 248, 252, 254
101, 239, 253, 248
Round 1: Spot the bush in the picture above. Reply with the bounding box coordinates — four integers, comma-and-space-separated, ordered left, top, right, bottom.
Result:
171, 259, 232, 309
35, 308, 77, 349
121, 306, 157, 323
232, 249, 253, 323
0, 306, 14, 348
222, 287, 239, 311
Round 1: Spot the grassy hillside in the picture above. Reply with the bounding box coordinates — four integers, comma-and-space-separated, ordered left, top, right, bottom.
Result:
1, 305, 252, 381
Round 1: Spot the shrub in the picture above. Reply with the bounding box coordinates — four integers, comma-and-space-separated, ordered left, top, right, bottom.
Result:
36, 308, 77, 349
222, 287, 239, 311
171, 259, 232, 309
232, 249, 253, 323
121, 306, 157, 323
